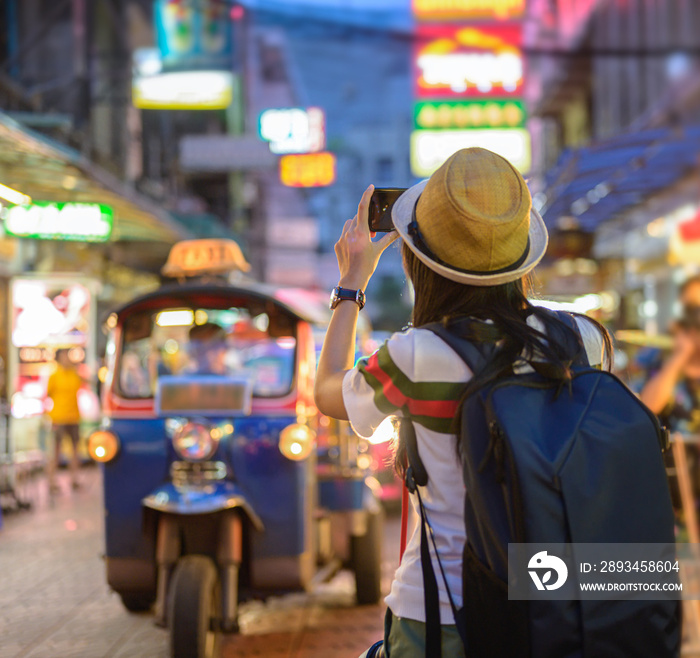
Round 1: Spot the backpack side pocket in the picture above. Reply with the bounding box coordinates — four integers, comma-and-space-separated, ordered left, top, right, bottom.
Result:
462, 542, 530, 658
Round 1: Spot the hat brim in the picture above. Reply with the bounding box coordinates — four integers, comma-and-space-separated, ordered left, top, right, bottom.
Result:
392, 179, 549, 287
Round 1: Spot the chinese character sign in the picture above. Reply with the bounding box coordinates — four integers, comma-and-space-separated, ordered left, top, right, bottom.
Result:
414, 24, 524, 98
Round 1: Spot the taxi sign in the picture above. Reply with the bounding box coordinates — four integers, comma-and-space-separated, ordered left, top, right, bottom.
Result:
162, 238, 250, 277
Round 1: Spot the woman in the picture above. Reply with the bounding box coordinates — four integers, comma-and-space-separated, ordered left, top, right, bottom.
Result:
314, 148, 610, 657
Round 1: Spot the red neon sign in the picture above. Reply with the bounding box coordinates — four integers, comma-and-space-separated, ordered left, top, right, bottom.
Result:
414, 24, 523, 98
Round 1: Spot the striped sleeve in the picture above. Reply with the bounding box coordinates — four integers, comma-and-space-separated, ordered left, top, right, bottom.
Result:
342, 330, 469, 438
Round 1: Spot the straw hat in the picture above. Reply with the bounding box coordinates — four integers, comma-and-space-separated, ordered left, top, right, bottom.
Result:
392, 147, 548, 286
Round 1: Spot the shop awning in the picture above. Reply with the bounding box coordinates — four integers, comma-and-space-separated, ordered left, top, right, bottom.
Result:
0, 112, 192, 244
540, 125, 700, 233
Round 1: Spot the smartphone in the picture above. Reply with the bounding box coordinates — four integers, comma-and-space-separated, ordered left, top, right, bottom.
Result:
368, 188, 407, 233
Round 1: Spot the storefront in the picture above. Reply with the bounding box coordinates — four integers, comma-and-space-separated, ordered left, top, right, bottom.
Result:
0, 112, 191, 459
538, 124, 700, 335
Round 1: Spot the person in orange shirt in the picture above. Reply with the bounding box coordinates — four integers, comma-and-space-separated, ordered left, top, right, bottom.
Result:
46, 349, 83, 491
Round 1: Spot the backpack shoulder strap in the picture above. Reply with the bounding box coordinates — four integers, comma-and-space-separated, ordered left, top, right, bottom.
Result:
554, 311, 590, 367
423, 320, 495, 374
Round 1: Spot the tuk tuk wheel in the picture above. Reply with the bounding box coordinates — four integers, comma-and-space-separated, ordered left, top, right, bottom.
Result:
352, 508, 384, 605
168, 555, 221, 658
119, 592, 155, 613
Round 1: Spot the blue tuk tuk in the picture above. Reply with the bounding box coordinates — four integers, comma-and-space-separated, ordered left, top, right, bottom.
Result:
88, 240, 383, 658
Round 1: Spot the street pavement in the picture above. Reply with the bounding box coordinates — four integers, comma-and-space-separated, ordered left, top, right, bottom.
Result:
0, 466, 401, 658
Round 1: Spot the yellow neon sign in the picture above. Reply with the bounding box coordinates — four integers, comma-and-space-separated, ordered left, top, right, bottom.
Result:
279, 153, 336, 188
413, 0, 525, 21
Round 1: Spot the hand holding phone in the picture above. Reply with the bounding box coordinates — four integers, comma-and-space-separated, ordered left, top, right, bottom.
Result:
368, 188, 407, 233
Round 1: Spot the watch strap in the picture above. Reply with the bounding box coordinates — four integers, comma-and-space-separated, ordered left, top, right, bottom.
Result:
330, 286, 366, 310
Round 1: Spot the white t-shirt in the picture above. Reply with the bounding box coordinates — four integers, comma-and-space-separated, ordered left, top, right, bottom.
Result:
342, 314, 607, 624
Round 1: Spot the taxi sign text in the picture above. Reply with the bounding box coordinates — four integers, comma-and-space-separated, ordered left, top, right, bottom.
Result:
162, 238, 250, 277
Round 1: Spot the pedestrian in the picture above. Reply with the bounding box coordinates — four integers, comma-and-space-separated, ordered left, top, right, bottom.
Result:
639, 275, 700, 517
640, 275, 700, 432
46, 348, 83, 492
314, 148, 611, 657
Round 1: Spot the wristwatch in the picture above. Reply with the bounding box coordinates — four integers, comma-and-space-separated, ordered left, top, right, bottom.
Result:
329, 286, 366, 310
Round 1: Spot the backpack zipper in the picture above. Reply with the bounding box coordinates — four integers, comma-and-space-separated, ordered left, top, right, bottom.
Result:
482, 414, 527, 544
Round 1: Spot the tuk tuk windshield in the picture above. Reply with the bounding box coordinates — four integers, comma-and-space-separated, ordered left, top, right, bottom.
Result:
117, 306, 296, 399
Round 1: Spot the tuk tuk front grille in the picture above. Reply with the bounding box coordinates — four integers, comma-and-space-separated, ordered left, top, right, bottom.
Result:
171, 461, 228, 486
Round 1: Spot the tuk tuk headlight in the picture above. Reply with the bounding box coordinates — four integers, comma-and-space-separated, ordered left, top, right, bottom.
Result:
173, 422, 219, 462
88, 430, 120, 463
279, 423, 315, 461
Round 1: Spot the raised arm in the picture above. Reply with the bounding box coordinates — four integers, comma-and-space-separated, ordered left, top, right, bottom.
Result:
639, 330, 694, 414
314, 185, 398, 419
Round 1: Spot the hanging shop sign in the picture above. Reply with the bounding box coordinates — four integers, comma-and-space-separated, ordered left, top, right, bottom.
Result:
154, 0, 233, 72
414, 24, 523, 98
133, 69, 233, 110
411, 128, 531, 176
180, 134, 276, 172
279, 153, 336, 188
258, 107, 326, 154
414, 100, 526, 130
412, 0, 525, 22
4, 202, 113, 242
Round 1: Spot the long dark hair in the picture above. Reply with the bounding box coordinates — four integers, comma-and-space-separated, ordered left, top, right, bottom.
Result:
393, 242, 613, 475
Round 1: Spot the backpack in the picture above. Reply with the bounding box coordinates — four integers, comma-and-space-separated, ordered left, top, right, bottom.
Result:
403, 312, 681, 658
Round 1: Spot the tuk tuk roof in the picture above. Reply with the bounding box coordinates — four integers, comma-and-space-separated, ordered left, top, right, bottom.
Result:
107, 280, 331, 327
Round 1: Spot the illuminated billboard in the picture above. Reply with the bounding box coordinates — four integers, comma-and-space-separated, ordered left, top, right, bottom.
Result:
411, 128, 531, 176
133, 70, 233, 110
279, 153, 337, 188
259, 107, 326, 154
414, 24, 523, 98
5, 202, 113, 242
154, 0, 233, 71
414, 100, 526, 130
413, 0, 525, 22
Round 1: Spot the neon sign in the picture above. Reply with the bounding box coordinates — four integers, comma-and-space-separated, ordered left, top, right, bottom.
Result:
415, 25, 523, 97
154, 0, 233, 71
259, 107, 326, 154
414, 100, 526, 130
279, 153, 336, 188
413, 0, 525, 21
5, 202, 113, 242
133, 70, 233, 110
411, 129, 531, 177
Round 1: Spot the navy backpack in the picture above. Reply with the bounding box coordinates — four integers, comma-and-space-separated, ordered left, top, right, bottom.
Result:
403, 312, 681, 658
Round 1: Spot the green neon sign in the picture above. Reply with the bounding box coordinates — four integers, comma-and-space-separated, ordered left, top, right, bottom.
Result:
4, 201, 114, 242
414, 100, 526, 130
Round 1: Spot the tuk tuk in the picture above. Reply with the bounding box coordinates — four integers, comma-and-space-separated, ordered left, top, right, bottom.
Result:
88, 240, 383, 658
